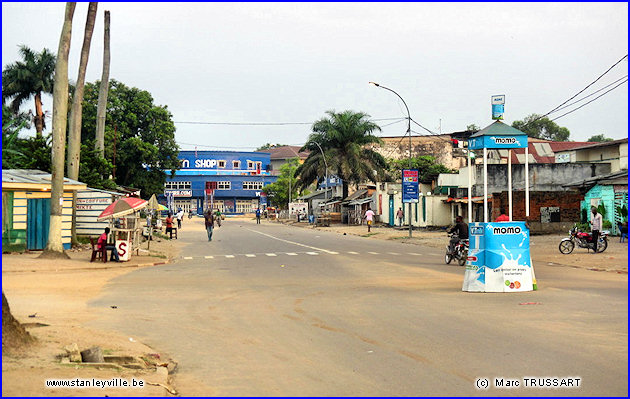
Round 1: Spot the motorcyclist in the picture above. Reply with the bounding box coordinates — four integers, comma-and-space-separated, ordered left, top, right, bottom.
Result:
447, 216, 469, 255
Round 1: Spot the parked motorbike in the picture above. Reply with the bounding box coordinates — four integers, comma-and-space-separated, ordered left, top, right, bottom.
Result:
558, 224, 609, 254
445, 233, 469, 266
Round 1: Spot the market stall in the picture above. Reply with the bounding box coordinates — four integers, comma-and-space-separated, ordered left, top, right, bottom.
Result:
97, 197, 148, 261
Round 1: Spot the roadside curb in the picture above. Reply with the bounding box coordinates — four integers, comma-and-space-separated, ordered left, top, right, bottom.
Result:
2, 258, 172, 274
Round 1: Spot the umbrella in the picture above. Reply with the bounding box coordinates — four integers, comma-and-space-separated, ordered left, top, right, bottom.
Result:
147, 194, 160, 210
97, 197, 148, 221
156, 203, 168, 211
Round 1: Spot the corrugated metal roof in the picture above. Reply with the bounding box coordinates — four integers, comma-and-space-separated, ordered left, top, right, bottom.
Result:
2, 169, 85, 186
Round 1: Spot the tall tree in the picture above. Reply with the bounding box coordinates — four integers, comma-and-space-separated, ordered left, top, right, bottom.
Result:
512, 114, 570, 141
2, 46, 56, 137
81, 80, 180, 198
41, 2, 75, 259
297, 110, 388, 199
95, 10, 110, 156
388, 155, 453, 184
262, 158, 302, 208
68, 2, 98, 245
587, 134, 614, 142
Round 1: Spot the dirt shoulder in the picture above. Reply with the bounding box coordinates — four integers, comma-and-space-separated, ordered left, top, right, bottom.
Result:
285, 221, 628, 273
2, 236, 182, 397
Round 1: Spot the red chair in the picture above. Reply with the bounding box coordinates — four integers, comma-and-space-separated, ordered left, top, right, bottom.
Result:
90, 237, 107, 262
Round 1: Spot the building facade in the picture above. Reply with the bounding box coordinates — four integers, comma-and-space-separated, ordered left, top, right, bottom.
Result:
161, 150, 278, 214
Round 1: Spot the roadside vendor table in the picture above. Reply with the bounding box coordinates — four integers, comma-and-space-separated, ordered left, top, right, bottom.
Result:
111, 227, 142, 260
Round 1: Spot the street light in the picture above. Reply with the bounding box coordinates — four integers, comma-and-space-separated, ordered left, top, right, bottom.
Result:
369, 82, 413, 238
310, 141, 329, 214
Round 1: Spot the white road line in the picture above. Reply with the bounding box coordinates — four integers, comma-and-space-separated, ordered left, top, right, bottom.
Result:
183, 256, 193, 260
408, 253, 422, 256
306, 252, 319, 255
266, 253, 277, 257
347, 251, 359, 255
286, 253, 298, 256
327, 251, 339, 255
204, 256, 214, 259
225, 255, 235, 258
245, 228, 337, 254
388, 252, 400, 255
428, 253, 439, 256
368, 251, 379, 255
245, 254, 256, 257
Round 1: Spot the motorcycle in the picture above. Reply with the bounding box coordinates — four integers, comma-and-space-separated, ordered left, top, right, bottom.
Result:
558, 224, 609, 254
445, 233, 469, 266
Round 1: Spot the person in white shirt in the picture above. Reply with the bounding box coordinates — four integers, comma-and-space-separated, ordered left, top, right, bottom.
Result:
590, 206, 602, 253
364, 207, 375, 232
176, 209, 185, 229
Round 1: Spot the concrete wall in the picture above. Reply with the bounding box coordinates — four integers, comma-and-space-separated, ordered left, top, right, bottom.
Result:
373, 136, 466, 170
374, 182, 451, 227
472, 163, 611, 197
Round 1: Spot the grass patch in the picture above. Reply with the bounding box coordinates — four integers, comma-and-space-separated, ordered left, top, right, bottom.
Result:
103, 349, 114, 355
150, 253, 168, 259
360, 232, 380, 237
2, 243, 26, 253
388, 236, 411, 240
76, 236, 92, 245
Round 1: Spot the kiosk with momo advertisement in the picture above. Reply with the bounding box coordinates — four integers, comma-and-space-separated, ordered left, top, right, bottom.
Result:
462, 96, 537, 293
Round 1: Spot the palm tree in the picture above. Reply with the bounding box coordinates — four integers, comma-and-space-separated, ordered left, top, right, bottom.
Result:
2, 46, 56, 137
297, 110, 388, 199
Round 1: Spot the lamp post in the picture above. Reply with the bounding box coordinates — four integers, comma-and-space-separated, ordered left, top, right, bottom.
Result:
310, 141, 329, 213
369, 82, 413, 238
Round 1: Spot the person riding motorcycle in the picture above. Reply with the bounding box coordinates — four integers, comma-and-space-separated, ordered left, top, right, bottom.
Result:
447, 216, 468, 255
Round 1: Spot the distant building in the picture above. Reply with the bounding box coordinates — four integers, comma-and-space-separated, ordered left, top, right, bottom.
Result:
256, 145, 310, 175
161, 150, 278, 214
554, 138, 628, 172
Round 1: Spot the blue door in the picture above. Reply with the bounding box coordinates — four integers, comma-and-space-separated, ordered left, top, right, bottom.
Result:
27, 198, 50, 250
389, 195, 394, 226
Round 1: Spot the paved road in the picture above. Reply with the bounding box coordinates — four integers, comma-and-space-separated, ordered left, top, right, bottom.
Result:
90, 218, 628, 396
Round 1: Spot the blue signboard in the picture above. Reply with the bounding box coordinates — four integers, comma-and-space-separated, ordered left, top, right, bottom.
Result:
492, 104, 504, 120
402, 169, 419, 203
468, 135, 528, 150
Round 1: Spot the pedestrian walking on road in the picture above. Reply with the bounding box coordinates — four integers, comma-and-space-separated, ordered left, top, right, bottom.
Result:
165, 213, 175, 239
256, 208, 261, 224
590, 206, 602, 253
396, 207, 404, 227
215, 208, 222, 227
205, 209, 215, 241
176, 208, 184, 229
364, 207, 375, 232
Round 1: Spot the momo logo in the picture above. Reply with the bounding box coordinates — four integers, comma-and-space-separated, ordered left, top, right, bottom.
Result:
493, 226, 522, 235
492, 137, 517, 145
470, 226, 484, 235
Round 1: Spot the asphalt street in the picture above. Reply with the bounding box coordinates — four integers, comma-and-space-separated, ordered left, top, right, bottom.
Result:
89, 218, 628, 396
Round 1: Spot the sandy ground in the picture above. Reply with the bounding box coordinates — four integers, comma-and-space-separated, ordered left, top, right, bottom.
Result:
2, 235, 181, 397
3, 217, 627, 396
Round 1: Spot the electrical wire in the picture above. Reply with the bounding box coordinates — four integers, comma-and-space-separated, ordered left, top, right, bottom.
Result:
549, 75, 628, 114
172, 117, 406, 126
550, 78, 628, 122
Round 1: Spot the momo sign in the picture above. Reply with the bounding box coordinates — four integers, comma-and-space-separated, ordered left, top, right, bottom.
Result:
492, 137, 517, 145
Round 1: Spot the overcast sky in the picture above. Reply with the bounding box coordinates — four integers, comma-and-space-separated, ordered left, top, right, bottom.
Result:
2, 2, 628, 151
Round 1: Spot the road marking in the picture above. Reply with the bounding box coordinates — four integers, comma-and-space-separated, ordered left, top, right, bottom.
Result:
183, 256, 193, 260
408, 253, 422, 256
306, 252, 319, 255
225, 255, 235, 258
245, 254, 256, 257
204, 256, 214, 259
328, 251, 339, 255
245, 228, 337, 254
428, 253, 439, 256
347, 251, 359, 255
266, 253, 277, 257
368, 251, 379, 255
388, 252, 400, 255
286, 252, 298, 256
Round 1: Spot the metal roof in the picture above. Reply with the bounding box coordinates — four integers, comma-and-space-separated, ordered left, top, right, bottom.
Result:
2, 169, 85, 186
470, 121, 527, 138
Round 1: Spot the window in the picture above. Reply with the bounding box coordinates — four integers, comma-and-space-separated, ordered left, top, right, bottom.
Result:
247, 161, 254, 169
218, 160, 226, 168
255, 161, 262, 170
243, 181, 264, 190
217, 181, 231, 190
236, 200, 253, 213
232, 160, 241, 169
165, 181, 191, 190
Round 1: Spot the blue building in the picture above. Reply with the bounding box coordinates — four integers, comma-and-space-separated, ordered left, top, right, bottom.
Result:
161, 150, 278, 215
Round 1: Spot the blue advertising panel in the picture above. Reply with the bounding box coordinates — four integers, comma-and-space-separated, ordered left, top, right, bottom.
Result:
462, 222, 534, 292
468, 135, 528, 150
402, 169, 419, 203
492, 104, 504, 120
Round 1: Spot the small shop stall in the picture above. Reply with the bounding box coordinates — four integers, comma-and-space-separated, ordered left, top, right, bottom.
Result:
97, 197, 148, 261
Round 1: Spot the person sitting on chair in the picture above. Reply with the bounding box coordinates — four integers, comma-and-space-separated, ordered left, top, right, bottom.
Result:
98, 227, 119, 262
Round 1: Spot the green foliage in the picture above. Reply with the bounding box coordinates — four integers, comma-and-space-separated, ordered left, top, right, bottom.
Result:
256, 143, 286, 151
2, 46, 56, 112
512, 114, 570, 141
587, 134, 614, 142
602, 220, 612, 229
466, 124, 480, 132
581, 208, 588, 224
2, 105, 52, 170
80, 80, 180, 198
616, 204, 628, 221
576, 222, 590, 232
388, 155, 454, 184
78, 140, 117, 190
597, 203, 606, 219
262, 158, 303, 208
296, 110, 388, 198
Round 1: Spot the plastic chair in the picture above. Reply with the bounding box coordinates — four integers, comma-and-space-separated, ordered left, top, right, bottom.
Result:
90, 237, 107, 262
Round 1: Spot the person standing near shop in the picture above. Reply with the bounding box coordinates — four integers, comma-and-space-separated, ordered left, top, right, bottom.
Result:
396, 207, 404, 227
590, 206, 602, 253
215, 208, 222, 227
176, 208, 184, 229
204, 209, 215, 241
255, 208, 261, 224
364, 207, 375, 232
165, 213, 175, 239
